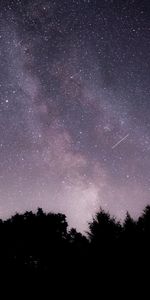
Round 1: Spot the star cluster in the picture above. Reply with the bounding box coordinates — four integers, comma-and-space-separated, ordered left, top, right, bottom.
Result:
0, 0, 150, 231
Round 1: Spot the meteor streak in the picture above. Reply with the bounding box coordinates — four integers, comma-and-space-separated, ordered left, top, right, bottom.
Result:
112, 134, 129, 149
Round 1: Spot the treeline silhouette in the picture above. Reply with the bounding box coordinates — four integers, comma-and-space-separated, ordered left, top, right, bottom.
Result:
1, 206, 150, 286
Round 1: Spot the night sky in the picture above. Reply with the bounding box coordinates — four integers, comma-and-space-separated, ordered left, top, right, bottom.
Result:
0, 0, 150, 231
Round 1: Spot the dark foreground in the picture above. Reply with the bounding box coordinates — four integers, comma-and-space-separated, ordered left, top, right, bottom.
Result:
0, 206, 150, 294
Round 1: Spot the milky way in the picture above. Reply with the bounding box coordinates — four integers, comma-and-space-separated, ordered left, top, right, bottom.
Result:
0, 0, 150, 231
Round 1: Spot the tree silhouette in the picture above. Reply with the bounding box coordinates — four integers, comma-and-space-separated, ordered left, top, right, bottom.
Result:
0, 204, 150, 283
137, 205, 150, 259
88, 208, 121, 248
123, 212, 137, 243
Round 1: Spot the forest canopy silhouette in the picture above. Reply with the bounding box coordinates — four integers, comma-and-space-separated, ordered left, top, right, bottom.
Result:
0, 205, 150, 280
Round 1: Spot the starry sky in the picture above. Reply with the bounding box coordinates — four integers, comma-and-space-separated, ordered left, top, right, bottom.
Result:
0, 0, 150, 231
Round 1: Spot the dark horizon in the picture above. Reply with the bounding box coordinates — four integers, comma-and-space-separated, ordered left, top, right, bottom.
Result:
0, 204, 150, 277
0, 202, 143, 234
